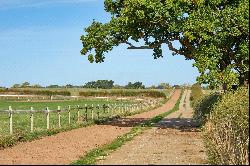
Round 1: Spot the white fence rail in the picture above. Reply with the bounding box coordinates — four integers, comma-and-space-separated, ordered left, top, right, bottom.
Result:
0, 99, 163, 135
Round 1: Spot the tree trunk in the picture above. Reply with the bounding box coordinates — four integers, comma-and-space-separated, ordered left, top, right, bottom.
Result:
239, 72, 249, 87
222, 83, 227, 92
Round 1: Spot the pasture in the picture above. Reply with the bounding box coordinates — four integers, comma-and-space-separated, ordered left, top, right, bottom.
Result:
0, 88, 171, 138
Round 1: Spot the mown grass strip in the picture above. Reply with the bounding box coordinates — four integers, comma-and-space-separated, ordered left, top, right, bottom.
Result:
71, 89, 183, 165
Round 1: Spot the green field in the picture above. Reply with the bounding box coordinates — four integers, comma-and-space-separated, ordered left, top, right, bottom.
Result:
0, 99, 135, 135
0, 88, 171, 142
0, 97, 165, 137
0, 98, 133, 111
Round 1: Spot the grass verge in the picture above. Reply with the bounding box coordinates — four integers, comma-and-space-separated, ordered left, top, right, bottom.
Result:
71, 89, 183, 165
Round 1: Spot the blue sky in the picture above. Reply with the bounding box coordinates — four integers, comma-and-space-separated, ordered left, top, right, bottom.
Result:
0, 0, 199, 88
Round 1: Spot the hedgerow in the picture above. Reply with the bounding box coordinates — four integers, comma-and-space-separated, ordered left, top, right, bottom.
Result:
202, 88, 249, 165
192, 92, 221, 126
79, 89, 166, 98
0, 88, 71, 96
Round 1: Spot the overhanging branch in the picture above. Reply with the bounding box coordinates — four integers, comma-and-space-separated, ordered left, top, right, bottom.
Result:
125, 38, 192, 59
124, 40, 154, 49
127, 45, 153, 49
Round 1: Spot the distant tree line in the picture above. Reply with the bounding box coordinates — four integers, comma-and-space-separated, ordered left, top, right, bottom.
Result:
12, 82, 42, 88
125, 82, 145, 89
83, 80, 114, 89
4, 80, 185, 90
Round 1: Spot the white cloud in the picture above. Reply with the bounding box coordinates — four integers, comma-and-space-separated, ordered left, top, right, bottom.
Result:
0, 0, 98, 10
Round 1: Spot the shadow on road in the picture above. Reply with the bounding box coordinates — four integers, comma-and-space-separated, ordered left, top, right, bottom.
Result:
97, 116, 200, 132
99, 117, 148, 127
155, 118, 200, 132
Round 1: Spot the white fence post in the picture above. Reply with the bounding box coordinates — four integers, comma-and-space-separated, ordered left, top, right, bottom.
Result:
91, 104, 94, 120
97, 104, 100, 119
68, 105, 71, 125
58, 106, 61, 128
85, 104, 88, 122
9, 106, 13, 134
46, 107, 50, 130
91, 104, 95, 119
30, 107, 34, 132
77, 105, 80, 122
125, 104, 127, 114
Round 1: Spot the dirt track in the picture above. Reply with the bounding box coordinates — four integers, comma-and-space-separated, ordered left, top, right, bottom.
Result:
0, 90, 181, 165
97, 90, 207, 165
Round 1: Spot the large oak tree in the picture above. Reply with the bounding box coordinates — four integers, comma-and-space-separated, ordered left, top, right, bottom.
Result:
80, 0, 249, 90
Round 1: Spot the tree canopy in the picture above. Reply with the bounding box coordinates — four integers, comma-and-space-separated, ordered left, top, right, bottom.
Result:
125, 81, 145, 89
80, 0, 249, 90
157, 82, 172, 89
83, 80, 115, 89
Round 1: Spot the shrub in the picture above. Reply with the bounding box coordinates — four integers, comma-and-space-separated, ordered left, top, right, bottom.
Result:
0, 88, 6, 92
190, 83, 204, 106
193, 92, 221, 126
203, 87, 249, 165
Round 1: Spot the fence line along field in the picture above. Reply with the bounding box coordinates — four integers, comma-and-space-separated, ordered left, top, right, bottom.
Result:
0, 88, 172, 138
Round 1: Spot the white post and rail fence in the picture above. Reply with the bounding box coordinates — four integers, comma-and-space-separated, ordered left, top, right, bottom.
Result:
0, 100, 162, 135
